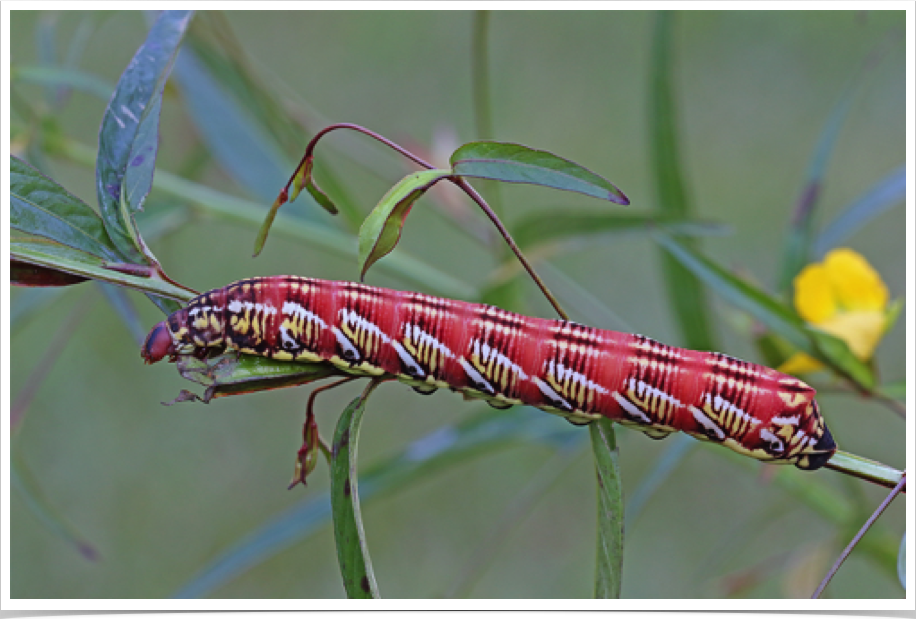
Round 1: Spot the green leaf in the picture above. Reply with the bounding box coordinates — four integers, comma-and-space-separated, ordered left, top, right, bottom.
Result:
11, 65, 113, 100
652, 231, 875, 390
172, 48, 290, 202
11, 288, 67, 330
95, 10, 193, 261
778, 102, 853, 292
97, 282, 146, 345
12, 447, 98, 561
898, 533, 906, 590
11, 156, 119, 260
648, 12, 715, 352
149, 166, 475, 300
625, 433, 695, 524
589, 419, 623, 599
450, 141, 629, 204
172, 406, 579, 598
11, 242, 193, 304
513, 211, 728, 249
814, 165, 905, 257
358, 169, 452, 280
331, 382, 383, 599
172, 354, 345, 401
878, 379, 905, 401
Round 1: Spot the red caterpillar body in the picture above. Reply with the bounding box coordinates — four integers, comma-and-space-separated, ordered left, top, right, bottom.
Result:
142, 276, 836, 470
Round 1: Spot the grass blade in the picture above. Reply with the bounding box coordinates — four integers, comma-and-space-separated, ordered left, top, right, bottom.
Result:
648, 11, 715, 352
146, 166, 475, 300
814, 164, 905, 257
330, 380, 384, 598
172, 48, 291, 202
11, 65, 113, 100
590, 418, 623, 599
652, 231, 875, 390
173, 406, 578, 598
11, 447, 98, 561
513, 211, 728, 249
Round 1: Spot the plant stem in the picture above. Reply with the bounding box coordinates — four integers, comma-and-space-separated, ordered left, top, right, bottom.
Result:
811, 473, 906, 598
285, 123, 569, 319
824, 451, 906, 493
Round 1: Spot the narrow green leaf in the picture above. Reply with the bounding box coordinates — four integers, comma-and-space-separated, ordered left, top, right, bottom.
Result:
305, 177, 339, 216
471, 11, 494, 140
173, 406, 579, 598
172, 354, 345, 401
172, 48, 290, 202
331, 381, 384, 599
814, 165, 905, 257
95, 10, 193, 260
589, 419, 623, 599
12, 448, 98, 561
11, 243, 194, 304
652, 231, 875, 390
625, 433, 694, 524
778, 103, 854, 292
287, 155, 339, 216
451, 141, 629, 204
185, 12, 310, 157
878, 379, 905, 401
11, 65, 113, 100
648, 12, 715, 352
183, 15, 365, 229
358, 169, 452, 280
11, 156, 119, 260
97, 282, 146, 345
513, 211, 728, 249
898, 533, 906, 590
11, 288, 67, 330
148, 166, 475, 300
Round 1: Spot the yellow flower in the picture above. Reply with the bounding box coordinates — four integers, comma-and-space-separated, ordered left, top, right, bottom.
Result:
779, 248, 894, 375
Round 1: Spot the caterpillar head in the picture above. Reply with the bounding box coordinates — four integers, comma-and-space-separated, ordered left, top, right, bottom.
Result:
141, 321, 176, 364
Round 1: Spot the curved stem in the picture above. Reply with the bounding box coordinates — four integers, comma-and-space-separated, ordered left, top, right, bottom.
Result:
811, 473, 906, 599
452, 177, 568, 320
287, 123, 569, 320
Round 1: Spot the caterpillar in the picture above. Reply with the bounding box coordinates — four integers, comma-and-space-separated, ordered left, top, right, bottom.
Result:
142, 275, 836, 470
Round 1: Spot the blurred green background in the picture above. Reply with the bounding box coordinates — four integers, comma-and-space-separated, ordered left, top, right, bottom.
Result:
10, 10, 906, 598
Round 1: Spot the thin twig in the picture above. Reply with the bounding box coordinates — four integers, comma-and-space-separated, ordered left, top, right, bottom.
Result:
811, 472, 906, 599
281, 123, 570, 320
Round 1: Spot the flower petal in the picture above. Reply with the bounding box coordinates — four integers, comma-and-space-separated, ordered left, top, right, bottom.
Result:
778, 351, 824, 375
818, 309, 886, 361
794, 263, 837, 323
823, 248, 889, 312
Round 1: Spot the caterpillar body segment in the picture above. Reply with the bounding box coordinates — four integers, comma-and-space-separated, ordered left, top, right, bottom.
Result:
142, 275, 836, 470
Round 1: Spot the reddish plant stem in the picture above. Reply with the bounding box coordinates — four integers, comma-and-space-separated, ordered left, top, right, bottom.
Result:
282, 123, 569, 320
289, 376, 360, 489
811, 472, 906, 599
